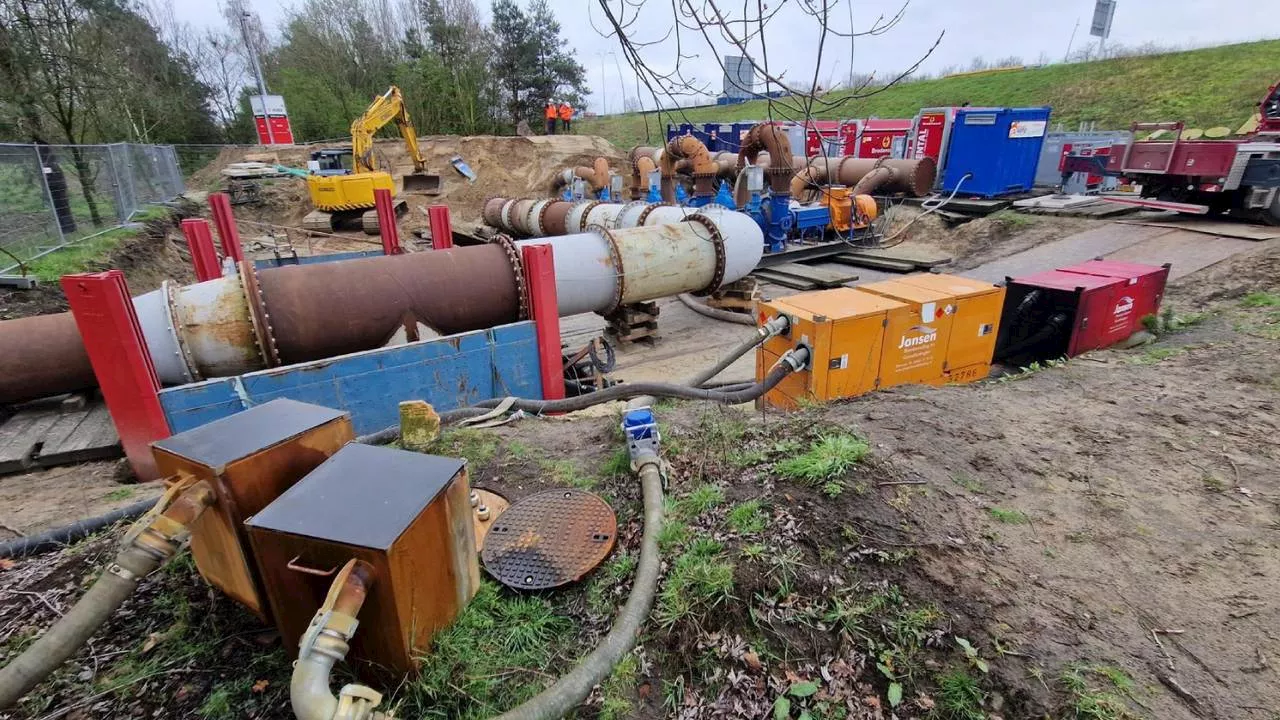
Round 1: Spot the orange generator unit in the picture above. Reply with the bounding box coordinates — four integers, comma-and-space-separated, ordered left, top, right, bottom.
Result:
756, 274, 1005, 408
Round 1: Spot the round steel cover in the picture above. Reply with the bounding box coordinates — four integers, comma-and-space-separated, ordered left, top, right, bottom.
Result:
482, 489, 617, 590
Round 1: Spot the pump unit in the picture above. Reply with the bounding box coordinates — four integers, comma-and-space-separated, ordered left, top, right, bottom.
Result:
995, 268, 1145, 366
756, 274, 1004, 408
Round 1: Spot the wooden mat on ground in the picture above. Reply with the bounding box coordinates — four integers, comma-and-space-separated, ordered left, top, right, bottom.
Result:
0, 402, 120, 474
1116, 219, 1280, 241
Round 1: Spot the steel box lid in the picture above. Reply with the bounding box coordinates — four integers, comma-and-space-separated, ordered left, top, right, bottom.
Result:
1056, 259, 1169, 282
151, 399, 349, 471
1008, 270, 1124, 293
247, 443, 465, 550
769, 288, 906, 322
857, 278, 954, 305
893, 273, 1001, 299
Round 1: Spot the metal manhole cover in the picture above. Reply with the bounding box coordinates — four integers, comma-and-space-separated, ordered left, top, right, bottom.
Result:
481, 489, 617, 590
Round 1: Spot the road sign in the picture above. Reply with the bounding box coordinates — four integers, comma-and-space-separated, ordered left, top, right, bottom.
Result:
1090, 0, 1116, 39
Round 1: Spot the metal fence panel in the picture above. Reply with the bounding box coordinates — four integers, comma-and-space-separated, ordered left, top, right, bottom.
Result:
0, 142, 187, 276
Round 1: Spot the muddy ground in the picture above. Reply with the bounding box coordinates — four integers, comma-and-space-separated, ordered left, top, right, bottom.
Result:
0, 230, 1275, 719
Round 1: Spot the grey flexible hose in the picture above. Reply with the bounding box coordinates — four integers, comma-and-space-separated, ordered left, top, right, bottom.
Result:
685, 327, 770, 389
678, 293, 755, 325
0, 545, 160, 707
494, 456, 663, 720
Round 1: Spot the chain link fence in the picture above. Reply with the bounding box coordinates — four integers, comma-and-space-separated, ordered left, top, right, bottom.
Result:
0, 143, 186, 276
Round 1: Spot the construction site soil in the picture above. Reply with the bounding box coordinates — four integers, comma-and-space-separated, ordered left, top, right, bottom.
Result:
1, 151, 1277, 719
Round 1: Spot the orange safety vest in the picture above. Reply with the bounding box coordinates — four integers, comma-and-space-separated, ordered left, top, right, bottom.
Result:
545, 104, 557, 120
558, 104, 573, 121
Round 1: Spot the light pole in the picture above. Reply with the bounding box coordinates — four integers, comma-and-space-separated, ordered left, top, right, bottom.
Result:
596, 51, 615, 115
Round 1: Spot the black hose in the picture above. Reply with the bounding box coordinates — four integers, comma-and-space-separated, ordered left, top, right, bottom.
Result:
0, 498, 156, 559
678, 293, 755, 326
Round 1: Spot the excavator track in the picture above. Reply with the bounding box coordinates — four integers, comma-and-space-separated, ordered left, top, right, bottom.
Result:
361, 198, 409, 235
302, 210, 335, 233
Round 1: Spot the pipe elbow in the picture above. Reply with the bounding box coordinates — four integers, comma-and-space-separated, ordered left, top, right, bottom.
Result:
291, 656, 340, 720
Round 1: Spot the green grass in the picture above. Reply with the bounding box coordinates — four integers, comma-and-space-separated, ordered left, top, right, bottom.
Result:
602, 447, 632, 476
726, 499, 766, 535
538, 457, 597, 489
587, 552, 638, 615
775, 433, 870, 496
1129, 346, 1184, 365
433, 428, 500, 467
1241, 291, 1280, 308
988, 507, 1029, 524
678, 484, 726, 515
655, 538, 735, 628
598, 652, 640, 720
1060, 663, 1138, 720
579, 40, 1280, 148
103, 487, 134, 501
403, 581, 577, 719
936, 669, 987, 720
990, 209, 1037, 228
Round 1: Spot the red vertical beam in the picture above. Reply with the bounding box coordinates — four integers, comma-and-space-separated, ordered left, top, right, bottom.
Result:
520, 243, 565, 401
208, 192, 243, 262
427, 204, 453, 250
374, 188, 402, 255
181, 218, 221, 282
61, 271, 169, 481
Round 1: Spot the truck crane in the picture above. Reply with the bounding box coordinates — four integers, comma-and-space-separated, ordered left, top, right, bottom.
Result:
1061, 81, 1280, 225
302, 86, 441, 233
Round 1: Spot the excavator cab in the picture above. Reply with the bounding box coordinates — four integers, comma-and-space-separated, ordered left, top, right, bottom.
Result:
309, 149, 354, 176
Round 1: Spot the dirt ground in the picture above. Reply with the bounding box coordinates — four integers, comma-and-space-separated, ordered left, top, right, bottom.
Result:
2, 169, 1278, 719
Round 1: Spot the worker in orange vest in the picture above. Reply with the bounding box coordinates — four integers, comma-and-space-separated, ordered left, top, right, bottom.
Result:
559, 102, 573, 133
544, 101, 557, 135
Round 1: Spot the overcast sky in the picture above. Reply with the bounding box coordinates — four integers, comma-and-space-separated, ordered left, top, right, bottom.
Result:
176, 0, 1280, 114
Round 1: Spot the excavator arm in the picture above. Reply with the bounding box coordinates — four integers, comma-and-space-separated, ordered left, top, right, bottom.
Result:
350, 86, 429, 174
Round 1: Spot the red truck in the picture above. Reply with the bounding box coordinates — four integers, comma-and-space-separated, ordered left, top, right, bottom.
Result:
1062, 81, 1280, 224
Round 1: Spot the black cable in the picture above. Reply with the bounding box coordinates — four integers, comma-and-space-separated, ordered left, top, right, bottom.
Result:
0, 499, 156, 559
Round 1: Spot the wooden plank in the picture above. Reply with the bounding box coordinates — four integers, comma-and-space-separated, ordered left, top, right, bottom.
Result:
765, 263, 860, 287
0, 410, 62, 473
828, 254, 917, 273
842, 246, 952, 268
1115, 219, 1280, 241
751, 270, 819, 290
38, 405, 121, 466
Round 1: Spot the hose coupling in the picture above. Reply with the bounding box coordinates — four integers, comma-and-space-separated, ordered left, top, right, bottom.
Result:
622, 407, 660, 469
760, 314, 791, 338
334, 684, 385, 720
781, 345, 812, 372
299, 610, 359, 662
123, 480, 216, 562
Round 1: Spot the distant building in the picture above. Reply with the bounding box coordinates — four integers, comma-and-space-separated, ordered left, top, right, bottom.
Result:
723, 56, 754, 100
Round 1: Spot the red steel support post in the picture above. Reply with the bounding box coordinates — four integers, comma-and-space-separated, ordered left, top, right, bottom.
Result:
427, 204, 453, 250
520, 243, 565, 401
374, 188, 402, 255
181, 218, 222, 282
208, 192, 243, 262
60, 271, 169, 480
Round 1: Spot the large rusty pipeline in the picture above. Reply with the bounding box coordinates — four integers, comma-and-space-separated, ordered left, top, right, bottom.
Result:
550, 157, 612, 194
660, 136, 717, 203
0, 213, 764, 405
790, 157, 936, 201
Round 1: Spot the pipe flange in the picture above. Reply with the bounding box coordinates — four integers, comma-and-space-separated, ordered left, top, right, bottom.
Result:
481, 196, 507, 227
163, 280, 199, 382
489, 233, 529, 320
635, 202, 675, 226
499, 199, 519, 232
684, 213, 727, 296
238, 259, 281, 368
533, 200, 555, 236
574, 200, 603, 232
612, 201, 649, 229
588, 222, 626, 315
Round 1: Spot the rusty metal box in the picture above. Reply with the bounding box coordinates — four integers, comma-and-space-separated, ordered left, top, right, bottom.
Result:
995, 269, 1133, 366
151, 399, 352, 619
1057, 260, 1170, 337
862, 274, 1005, 385
246, 443, 479, 678
758, 288, 906, 408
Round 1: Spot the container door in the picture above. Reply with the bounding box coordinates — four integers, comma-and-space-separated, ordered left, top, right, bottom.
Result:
878, 303, 954, 388
824, 313, 888, 398
942, 290, 1004, 373
1072, 284, 1130, 354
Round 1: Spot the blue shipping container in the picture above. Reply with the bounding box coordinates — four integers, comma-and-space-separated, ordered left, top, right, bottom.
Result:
941, 107, 1052, 197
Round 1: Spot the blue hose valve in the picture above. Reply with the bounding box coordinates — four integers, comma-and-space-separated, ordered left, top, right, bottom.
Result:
622, 407, 660, 461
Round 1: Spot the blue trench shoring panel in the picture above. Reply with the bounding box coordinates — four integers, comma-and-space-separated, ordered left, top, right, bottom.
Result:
158, 321, 542, 435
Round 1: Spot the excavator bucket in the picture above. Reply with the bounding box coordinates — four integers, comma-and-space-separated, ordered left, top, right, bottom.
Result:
402, 172, 442, 196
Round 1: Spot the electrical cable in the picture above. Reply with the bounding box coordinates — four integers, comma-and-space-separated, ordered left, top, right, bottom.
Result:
873, 173, 972, 249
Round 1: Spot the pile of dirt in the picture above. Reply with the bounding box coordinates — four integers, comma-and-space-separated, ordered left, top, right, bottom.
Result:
880, 204, 1095, 270
197, 135, 627, 237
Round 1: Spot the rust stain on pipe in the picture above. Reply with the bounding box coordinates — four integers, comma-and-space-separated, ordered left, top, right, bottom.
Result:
792, 157, 936, 201
254, 245, 520, 366
542, 201, 573, 235
482, 197, 507, 227
0, 312, 94, 402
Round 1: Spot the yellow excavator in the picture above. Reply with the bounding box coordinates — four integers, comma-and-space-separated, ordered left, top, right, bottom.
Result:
302, 86, 441, 233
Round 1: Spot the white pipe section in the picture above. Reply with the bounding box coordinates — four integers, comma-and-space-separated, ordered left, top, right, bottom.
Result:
526, 199, 554, 237
612, 201, 652, 229
583, 202, 626, 231
563, 200, 598, 235
517, 214, 763, 316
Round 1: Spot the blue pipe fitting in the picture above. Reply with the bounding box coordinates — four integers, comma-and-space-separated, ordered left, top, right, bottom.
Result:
764, 193, 792, 253
714, 180, 735, 209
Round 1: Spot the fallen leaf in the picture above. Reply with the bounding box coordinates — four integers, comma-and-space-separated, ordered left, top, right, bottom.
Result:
743, 651, 762, 671
252, 679, 269, 693
140, 633, 161, 654
0, 558, 15, 571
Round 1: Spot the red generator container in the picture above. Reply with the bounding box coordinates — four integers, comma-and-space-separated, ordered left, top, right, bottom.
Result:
1057, 260, 1171, 335
839, 120, 861, 157
857, 119, 912, 159
994, 269, 1143, 366
804, 120, 844, 157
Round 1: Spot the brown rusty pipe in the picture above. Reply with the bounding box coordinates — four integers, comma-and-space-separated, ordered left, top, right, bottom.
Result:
0, 313, 94, 405
738, 125, 795, 181
257, 244, 520, 366
790, 157, 937, 201
659, 136, 716, 202
628, 146, 661, 199
550, 157, 613, 193
482, 197, 507, 226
